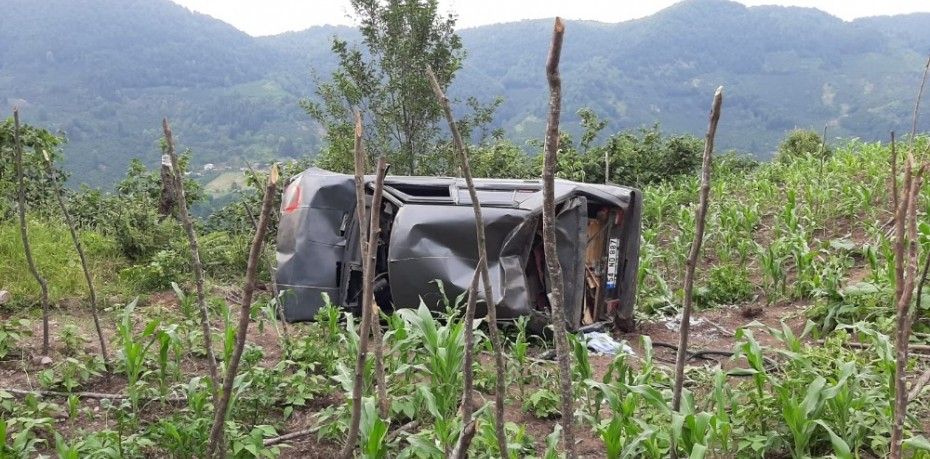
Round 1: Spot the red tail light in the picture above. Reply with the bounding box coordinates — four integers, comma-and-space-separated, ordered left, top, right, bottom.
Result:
282, 183, 302, 214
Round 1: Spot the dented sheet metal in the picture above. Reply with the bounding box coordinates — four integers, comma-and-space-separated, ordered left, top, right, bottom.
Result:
275, 167, 642, 330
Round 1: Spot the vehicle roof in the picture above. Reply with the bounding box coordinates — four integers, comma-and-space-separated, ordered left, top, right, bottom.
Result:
292, 167, 640, 211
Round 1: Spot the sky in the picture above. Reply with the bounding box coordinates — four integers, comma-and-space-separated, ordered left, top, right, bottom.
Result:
171, 0, 930, 36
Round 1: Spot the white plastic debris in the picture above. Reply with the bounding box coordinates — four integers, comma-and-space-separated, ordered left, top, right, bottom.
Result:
583, 331, 634, 356
663, 313, 704, 332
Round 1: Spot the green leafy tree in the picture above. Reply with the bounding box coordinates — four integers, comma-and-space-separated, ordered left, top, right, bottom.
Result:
0, 117, 64, 219
303, 0, 467, 174
777, 129, 830, 163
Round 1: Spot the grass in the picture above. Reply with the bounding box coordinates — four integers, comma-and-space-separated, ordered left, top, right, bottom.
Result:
0, 220, 127, 304
205, 171, 247, 196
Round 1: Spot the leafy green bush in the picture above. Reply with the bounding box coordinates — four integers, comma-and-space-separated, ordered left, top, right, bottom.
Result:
695, 264, 754, 308
777, 129, 831, 163
0, 117, 64, 220
523, 388, 560, 419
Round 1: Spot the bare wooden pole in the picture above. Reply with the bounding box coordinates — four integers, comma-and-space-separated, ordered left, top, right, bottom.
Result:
890, 57, 930, 459
426, 65, 509, 457
41, 149, 110, 370
206, 165, 279, 458
908, 205, 930, 402
340, 157, 389, 459
891, 159, 925, 458
351, 110, 389, 419
539, 17, 578, 459
162, 118, 218, 388
672, 87, 724, 414
891, 131, 898, 213
13, 109, 51, 356
907, 56, 930, 152
451, 261, 482, 459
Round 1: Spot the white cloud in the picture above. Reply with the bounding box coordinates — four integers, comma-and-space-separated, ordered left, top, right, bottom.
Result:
170, 0, 930, 36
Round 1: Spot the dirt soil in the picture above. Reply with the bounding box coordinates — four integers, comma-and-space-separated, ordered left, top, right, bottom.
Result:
0, 279, 896, 457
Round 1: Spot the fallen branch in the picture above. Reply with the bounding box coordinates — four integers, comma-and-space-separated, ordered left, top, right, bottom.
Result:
385, 419, 420, 444
1, 387, 185, 402
815, 340, 930, 354
263, 429, 313, 447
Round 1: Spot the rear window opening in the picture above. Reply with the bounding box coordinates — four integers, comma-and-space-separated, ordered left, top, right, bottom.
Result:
386, 183, 451, 198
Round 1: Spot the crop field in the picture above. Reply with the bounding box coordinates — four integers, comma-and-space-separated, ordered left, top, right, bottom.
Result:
2, 135, 930, 458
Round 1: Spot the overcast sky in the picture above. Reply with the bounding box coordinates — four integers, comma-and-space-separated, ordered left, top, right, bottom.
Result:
171, 0, 930, 36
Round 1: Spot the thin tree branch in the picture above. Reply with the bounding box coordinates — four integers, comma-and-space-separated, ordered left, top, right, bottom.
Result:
1, 387, 186, 402
13, 108, 51, 356
41, 149, 110, 370
162, 118, 218, 389
426, 64, 509, 458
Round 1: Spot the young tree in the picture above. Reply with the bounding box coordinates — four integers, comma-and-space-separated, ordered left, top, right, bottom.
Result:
11, 109, 51, 355
162, 118, 219, 389
303, 0, 464, 175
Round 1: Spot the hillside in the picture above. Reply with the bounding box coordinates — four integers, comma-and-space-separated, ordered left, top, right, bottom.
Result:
1, 0, 929, 185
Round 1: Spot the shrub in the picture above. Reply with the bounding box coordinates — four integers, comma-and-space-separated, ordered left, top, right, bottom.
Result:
777, 129, 830, 163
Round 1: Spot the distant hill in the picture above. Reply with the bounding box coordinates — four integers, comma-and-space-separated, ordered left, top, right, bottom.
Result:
2, 0, 928, 186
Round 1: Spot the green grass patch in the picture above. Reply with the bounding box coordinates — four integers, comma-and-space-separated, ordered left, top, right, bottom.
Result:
0, 219, 127, 304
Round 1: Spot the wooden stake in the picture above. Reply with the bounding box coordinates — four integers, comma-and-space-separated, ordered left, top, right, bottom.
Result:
12, 109, 51, 356
426, 64, 509, 458
539, 17, 578, 459
890, 131, 898, 213
340, 157, 389, 459
451, 260, 483, 459
41, 149, 110, 370
891, 159, 926, 457
162, 118, 218, 389
206, 164, 279, 458
672, 87, 724, 413
351, 110, 389, 419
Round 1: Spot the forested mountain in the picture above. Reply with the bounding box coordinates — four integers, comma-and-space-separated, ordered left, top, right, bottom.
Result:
2, 0, 928, 186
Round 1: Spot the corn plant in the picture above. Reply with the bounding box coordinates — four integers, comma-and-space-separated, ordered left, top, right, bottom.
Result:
0, 318, 30, 359
116, 298, 159, 412
397, 302, 466, 452
511, 316, 531, 400
360, 397, 389, 459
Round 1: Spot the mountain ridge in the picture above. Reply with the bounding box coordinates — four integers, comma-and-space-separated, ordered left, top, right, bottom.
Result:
2, 0, 928, 186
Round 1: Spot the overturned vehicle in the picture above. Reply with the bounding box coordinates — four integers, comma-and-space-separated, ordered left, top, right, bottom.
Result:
275, 167, 642, 331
